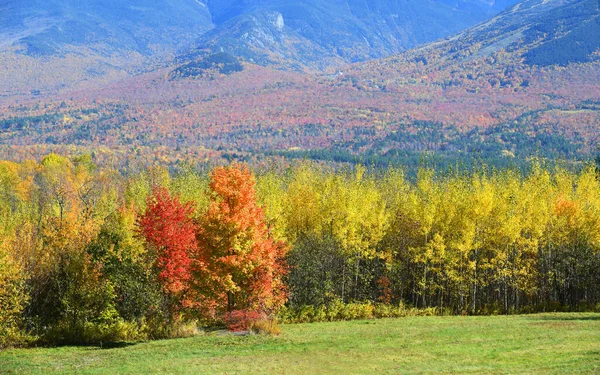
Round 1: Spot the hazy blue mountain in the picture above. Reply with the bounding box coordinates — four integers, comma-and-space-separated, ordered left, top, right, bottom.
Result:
184, 0, 521, 68
0, 0, 533, 96
0, 0, 213, 56
404, 0, 600, 68
522, 0, 600, 66
0, 0, 524, 66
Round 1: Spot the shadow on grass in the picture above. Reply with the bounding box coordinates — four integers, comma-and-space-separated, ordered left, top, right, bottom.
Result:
34, 340, 141, 350
533, 314, 600, 321
96, 341, 139, 350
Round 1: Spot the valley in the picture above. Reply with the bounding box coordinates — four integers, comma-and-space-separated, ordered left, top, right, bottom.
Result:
0, 0, 598, 169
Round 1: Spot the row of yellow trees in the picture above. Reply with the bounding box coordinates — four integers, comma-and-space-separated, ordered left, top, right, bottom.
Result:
263, 163, 600, 313
1, 155, 599, 346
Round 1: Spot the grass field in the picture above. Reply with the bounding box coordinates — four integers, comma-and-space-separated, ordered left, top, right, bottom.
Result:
1, 313, 599, 374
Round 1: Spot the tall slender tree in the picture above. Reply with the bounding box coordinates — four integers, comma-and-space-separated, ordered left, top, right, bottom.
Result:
139, 187, 197, 314
195, 164, 288, 316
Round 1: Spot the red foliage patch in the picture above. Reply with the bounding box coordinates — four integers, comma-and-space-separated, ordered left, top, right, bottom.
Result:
138, 187, 198, 296
224, 310, 266, 332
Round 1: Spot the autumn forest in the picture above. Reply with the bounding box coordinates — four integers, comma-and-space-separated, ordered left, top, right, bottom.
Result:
1, 155, 600, 348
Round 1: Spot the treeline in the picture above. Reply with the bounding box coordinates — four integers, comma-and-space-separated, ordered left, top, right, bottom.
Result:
1, 155, 600, 347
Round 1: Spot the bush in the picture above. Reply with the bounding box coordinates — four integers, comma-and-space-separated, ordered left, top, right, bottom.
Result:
479, 302, 503, 316
152, 320, 200, 340
41, 318, 201, 345
172, 321, 201, 338
142, 314, 202, 340
225, 310, 266, 332
0, 328, 35, 349
41, 320, 146, 346
325, 299, 345, 321
419, 307, 439, 317
277, 305, 292, 324
279, 301, 447, 323
373, 303, 395, 318
338, 303, 374, 320
297, 305, 315, 323
250, 318, 282, 336
0, 245, 29, 348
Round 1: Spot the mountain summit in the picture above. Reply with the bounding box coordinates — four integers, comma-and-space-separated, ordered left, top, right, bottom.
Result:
187, 0, 521, 69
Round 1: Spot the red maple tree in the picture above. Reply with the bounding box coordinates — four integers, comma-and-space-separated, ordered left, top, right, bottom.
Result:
138, 187, 197, 299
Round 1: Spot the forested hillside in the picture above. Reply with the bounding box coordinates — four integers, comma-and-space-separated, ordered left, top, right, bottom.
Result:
0, 0, 214, 98
1, 0, 597, 168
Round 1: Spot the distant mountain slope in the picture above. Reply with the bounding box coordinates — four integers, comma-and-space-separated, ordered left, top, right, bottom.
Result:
1, 0, 598, 168
1, 1, 598, 167
183, 0, 521, 69
0, 0, 213, 98
0, 0, 525, 97
339, 0, 600, 97
395, 0, 600, 69
0, 0, 525, 98
523, 0, 600, 66
0, 0, 213, 55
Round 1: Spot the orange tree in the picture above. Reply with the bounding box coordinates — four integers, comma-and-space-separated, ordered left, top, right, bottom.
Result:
194, 164, 288, 319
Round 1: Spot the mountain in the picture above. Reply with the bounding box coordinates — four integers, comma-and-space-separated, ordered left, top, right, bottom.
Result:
182, 0, 521, 69
0, 0, 598, 168
521, 0, 600, 66
0, 0, 213, 55
0, 0, 523, 98
0, 0, 213, 99
400, 0, 600, 69
327, 0, 600, 160
341, 0, 600, 95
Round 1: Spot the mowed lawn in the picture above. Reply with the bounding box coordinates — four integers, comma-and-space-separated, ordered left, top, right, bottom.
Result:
2, 314, 599, 374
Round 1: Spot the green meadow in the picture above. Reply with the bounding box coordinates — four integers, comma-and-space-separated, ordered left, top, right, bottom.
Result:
2, 313, 599, 374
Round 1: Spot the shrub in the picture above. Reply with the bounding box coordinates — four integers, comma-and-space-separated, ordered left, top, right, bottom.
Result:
479, 302, 503, 316
420, 307, 439, 317
250, 318, 282, 336
142, 314, 202, 340
277, 305, 292, 324
41, 320, 146, 346
0, 328, 35, 349
279, 301, 446, 323
314, 305, 327, 322
353, 303, 374, 320
297, 305, 315, 323
325, 299, 345, 321
0, 244, 29, 348
225, 310, 266, 332
373, 302, 409, 318
158, 320, 201, 339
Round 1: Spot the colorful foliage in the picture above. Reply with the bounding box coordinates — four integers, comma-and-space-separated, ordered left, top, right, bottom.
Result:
195, 164, 288, 316
0, 156, 599, 345
139, 187, 197, 298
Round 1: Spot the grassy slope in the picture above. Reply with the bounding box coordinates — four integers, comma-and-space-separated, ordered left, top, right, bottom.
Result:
1, 313, 599, 374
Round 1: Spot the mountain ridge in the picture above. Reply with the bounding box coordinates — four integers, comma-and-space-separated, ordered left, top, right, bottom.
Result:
0, 0, 522, 97
183, 0, 521, 70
